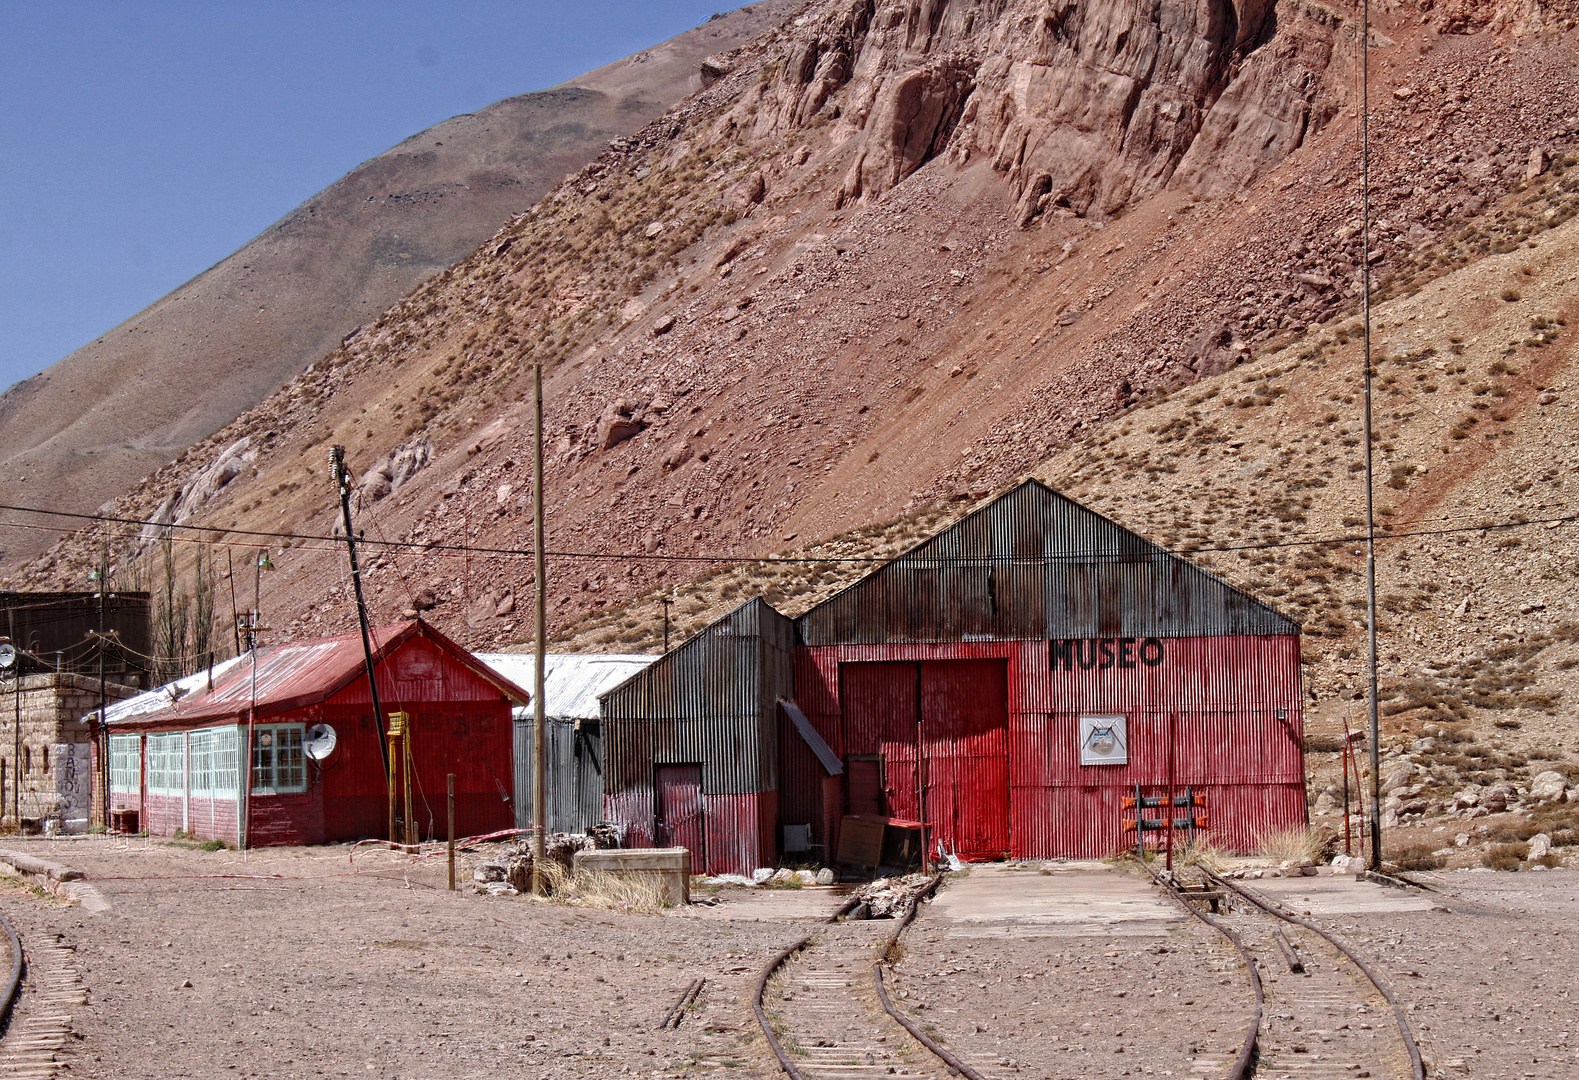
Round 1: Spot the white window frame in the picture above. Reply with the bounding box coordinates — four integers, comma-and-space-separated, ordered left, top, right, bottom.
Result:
146, 732, 185, 796
212, 726, 241, 801
189, 728, 214, 798
250, 724, 307, 795
109, 734, 142, 795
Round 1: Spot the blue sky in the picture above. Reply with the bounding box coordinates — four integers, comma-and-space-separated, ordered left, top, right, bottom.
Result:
0, 1, 733, 390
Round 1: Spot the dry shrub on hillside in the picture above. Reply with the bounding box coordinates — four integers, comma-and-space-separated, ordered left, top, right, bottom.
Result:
1387, 841, 1445, 872
1483, 842, 1529, 871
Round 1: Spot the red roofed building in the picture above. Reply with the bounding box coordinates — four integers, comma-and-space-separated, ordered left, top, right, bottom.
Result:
105, 621, 527, 847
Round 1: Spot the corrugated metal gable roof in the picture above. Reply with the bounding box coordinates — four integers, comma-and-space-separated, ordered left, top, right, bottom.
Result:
109, 620, 529, 729
798, 479, 1298, 645
598, 597, 785, 719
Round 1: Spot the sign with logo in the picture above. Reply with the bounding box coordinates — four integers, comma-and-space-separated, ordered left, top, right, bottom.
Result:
1079, 714, 1128, 766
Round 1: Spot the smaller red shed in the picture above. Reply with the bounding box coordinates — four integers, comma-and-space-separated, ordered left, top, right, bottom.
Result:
105, 620, 527, 847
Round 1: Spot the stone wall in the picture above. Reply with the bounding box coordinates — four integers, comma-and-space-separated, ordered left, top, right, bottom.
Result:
0, 673, 138, 830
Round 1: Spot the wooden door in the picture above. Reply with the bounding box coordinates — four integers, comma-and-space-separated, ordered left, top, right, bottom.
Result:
847, 757, 885, 817
654, 765, 706, 863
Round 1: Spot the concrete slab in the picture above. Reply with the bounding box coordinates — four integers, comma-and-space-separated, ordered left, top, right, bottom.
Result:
1239, 875, 1442, 915
925, 862, 1183, 938
682, 884, 844, 922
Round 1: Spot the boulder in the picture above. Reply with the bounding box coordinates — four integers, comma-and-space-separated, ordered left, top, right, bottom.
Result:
1529, 770, 1568, 802
1527, 833, 1552, 860
1382, 763, 1415, 794
597, 412, 645, 450
1481, 782, 1515, 812
1330, 854, 1365, 875
699, 53, 733, 87
725, 170, 767, 210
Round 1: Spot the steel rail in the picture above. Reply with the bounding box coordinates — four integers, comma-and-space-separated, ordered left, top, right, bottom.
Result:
1140, 861, 1264, 1080
871, 964, 987, 1080
1202, 867, 1426, 1080
866, 874, 991, 1080
753, 875, 972, 1079
0, 911, 23, 1037
752, 936, 812, 1077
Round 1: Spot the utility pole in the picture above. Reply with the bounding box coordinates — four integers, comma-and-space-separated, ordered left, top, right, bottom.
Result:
531, 363, 548, 897
1, 632, 15, 827
331, 446, 393, 840
93, 565, 109, 829
1359, 0, 1383, 872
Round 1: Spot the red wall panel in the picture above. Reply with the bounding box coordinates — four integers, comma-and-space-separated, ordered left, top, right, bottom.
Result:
249, 790, 326, 847
796, 635, 1304, 858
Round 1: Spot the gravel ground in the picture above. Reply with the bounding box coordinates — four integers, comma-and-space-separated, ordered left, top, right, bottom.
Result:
0, 836, 835, 1080
889, 914, 1250, 1078
0, 840, 1574, 1080
1331, 867, 1579, 1080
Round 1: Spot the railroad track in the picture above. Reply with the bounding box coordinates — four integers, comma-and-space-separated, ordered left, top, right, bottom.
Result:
0, 912, 86, 1079
752, 876, 997, 1080
755, 866, 1424, 1080
1146, 863, 1424, 1080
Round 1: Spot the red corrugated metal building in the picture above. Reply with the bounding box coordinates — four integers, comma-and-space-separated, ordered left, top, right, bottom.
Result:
105, 621, 527, 847
602, 480, 1305, 874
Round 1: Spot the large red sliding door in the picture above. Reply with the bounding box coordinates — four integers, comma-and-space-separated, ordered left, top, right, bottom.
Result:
839, 659, 1010, 862
923, 660, 1010, 860
654, 765, 706, 866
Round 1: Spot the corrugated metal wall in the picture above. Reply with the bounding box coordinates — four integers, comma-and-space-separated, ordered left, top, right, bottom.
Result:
599, 598, 794, 874
796, 635, 1304, 858
800, 480, 1297, 645
514, 719, 604, 834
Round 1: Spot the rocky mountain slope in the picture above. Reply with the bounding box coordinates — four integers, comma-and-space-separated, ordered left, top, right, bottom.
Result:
0, 0, 799, 571
7, 0, 1578, 749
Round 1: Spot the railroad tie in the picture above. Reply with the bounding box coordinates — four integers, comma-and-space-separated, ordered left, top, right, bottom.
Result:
0, 941, 86, 1078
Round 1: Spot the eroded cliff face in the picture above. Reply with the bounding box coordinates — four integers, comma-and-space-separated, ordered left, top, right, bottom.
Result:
723, 0, 1343, 217
10, 0, 1579, 660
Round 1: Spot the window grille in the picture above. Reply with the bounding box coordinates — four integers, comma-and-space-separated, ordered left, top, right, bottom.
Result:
109, 734, 142, 795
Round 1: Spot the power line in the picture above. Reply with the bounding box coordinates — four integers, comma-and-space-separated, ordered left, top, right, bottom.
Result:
0, 499, 1575, 569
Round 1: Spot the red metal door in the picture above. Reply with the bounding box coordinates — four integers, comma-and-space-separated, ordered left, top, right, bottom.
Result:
654, 765, 706, 864
921, 660, 1010, 861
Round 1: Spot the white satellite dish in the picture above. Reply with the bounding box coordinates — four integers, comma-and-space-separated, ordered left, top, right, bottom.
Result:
0, 644, 15, 669
303, 723, 338, 762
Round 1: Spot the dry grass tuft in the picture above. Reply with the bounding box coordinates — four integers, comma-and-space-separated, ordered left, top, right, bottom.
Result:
1176, 835, 1228, 871
533, 860, 671, 912
1255, 825, 1323, 864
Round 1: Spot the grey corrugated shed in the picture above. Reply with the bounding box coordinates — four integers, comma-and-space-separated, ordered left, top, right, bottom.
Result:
797, 479, 1298, 645
476, 654, 658, 722
599, 598, 794, 795
477, 654, 657, 834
